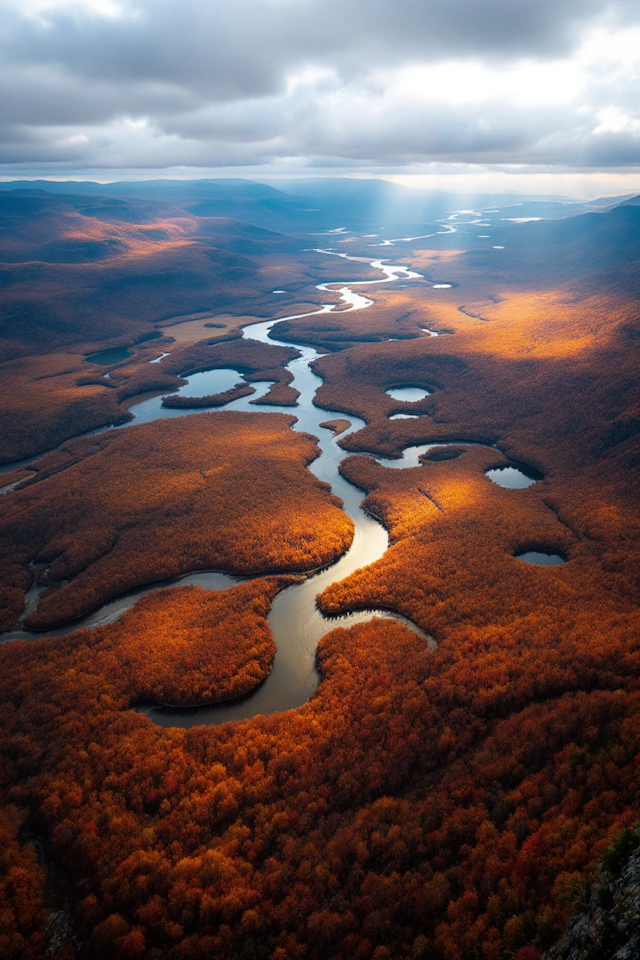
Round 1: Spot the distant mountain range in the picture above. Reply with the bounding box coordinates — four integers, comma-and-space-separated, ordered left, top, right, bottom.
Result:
0, 177, 625, 235
1, 178, 638, 358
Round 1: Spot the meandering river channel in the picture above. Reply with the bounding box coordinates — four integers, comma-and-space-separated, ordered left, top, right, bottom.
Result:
1, 253, 524, 727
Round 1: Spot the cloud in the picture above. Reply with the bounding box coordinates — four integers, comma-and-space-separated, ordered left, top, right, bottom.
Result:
1, 0, 640, 173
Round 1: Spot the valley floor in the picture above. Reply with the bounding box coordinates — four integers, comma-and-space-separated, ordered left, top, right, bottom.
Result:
1, 198, 639, 960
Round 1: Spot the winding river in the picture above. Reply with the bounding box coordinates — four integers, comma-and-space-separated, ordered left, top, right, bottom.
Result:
1, 253, 520, 728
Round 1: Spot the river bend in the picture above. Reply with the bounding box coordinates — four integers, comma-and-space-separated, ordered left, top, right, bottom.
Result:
2, 255, 494, 727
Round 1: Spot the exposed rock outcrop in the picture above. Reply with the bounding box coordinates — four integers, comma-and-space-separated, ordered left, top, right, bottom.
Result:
545, 828, 640, 960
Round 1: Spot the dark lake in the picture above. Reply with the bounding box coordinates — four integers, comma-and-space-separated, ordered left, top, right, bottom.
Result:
85, 347, 133, 366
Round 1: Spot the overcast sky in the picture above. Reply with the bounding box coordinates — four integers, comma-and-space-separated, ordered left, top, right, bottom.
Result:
2, 0, 640, 193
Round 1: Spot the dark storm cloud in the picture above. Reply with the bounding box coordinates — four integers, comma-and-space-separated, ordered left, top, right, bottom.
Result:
1, 0, 640, 172
2, 0, 626, 89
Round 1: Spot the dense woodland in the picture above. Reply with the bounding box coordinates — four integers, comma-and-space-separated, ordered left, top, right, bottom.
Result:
0, 329, 301, 465
0, 190, 343, 363
0, 191, 639, 958
1, 610, 639, 959
0, 188, 378, 464
0, 412, 353, 632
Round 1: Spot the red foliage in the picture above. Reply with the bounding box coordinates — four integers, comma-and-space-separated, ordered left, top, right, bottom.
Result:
0, 806, 47, 959
1, 610, 639, 958
1, 222, 639, 959
0, 412, 353, 630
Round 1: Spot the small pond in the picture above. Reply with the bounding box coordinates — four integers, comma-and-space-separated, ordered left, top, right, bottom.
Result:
85, 347, 132, 366
486, 462, 544, 490
516, 551, 566, 566
386, 386, 431, 402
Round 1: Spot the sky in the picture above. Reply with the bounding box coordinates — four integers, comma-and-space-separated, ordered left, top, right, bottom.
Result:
2, 0, 640, 196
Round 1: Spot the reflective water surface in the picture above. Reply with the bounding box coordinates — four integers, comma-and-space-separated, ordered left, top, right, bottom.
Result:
386, 386, 431, 402
85, 347, 132, 365
2, 253, 544, 727
486, 463, 543, 489
516, 551, 566, 566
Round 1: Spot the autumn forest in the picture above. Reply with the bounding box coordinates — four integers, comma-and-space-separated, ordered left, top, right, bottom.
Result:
0, 177, 639, 960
